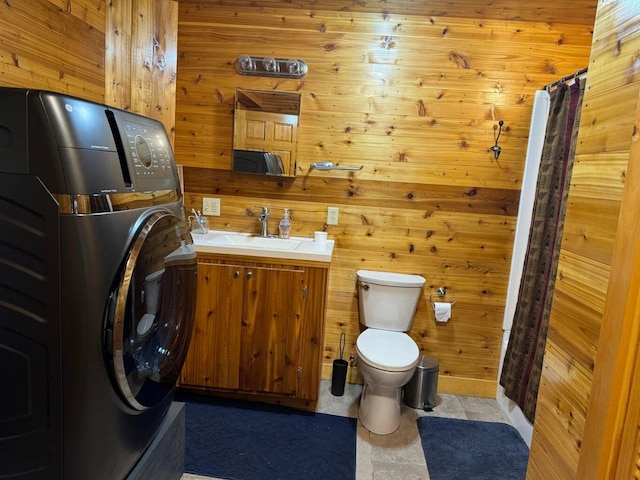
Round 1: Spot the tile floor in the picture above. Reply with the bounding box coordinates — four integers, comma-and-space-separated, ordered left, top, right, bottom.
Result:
181, 380, 513, 480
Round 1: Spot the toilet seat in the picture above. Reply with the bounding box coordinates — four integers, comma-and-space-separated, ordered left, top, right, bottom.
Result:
356, 329, 419, 372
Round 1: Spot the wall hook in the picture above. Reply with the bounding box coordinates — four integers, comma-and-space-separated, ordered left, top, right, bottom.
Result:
490, 120, 504, 160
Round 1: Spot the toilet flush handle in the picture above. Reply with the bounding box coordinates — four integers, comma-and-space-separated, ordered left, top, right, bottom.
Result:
360, 282, 370, 291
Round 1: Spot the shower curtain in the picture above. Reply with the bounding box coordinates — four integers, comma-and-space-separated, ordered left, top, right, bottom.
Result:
501, 90, 551, 335
499, 78, 587, 423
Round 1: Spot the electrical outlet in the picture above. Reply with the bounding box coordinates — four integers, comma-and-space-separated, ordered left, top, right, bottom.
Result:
202, 197, 220, 216
327, 207, 339, 225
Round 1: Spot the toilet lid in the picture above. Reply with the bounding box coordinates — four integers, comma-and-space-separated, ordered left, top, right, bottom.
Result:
357, 269, 426, 287
356, 329, 419, 371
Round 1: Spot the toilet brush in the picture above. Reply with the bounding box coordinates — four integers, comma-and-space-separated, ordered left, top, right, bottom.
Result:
331, 333, 348, 396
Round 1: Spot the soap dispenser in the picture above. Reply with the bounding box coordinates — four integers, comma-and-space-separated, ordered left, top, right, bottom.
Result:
279, 208, 291, 239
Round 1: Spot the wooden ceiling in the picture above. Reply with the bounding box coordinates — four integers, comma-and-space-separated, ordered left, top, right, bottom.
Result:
193, 1, 598, 27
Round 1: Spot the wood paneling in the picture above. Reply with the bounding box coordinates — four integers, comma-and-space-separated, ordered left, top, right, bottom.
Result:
178, 0, 598, 26
0, 0, 106, 101
529, 1, 640, 479
576, 29, 640, 479
48, 0, 107, 33
176, 0, 595, 398
0, 1, 177, 134
105, 0, 178, 144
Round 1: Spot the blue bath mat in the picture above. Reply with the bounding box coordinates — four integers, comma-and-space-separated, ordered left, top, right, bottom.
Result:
175, 393, 356, 480
417, 416, 529, 480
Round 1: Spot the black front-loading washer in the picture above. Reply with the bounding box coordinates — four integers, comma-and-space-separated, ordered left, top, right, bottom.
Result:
0, 89, 197, 480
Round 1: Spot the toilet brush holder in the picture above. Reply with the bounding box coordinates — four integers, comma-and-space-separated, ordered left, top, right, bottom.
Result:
331, 332, 348, 396
331, 359, 348, 396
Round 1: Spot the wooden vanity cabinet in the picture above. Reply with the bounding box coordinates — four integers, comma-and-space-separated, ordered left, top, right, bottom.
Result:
180, 253, 328, 402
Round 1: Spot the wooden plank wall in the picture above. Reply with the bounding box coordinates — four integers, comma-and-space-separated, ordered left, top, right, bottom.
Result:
575, 86, 640, 479
528, 1, 640, 479
0, 0, 177, 138
175, 0, 594, 396
105, 0, 179, 145
0, 0, 106, 102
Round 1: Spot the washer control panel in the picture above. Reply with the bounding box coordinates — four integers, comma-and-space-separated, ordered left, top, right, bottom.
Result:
123, 121, 173, 180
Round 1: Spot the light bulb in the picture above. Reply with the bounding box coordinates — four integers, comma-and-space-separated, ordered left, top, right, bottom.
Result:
237, 54, 254, 72
262, 57, 277, 72
286, 60, 300, 75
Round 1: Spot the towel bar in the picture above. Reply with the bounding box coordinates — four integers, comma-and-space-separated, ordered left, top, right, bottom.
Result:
309, 162, 364, 171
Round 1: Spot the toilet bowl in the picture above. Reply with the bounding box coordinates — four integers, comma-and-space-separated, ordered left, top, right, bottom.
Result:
357, 329, 419, 434
355, 269, 426, 435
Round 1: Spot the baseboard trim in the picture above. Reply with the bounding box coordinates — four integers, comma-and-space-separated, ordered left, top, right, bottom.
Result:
321, 364, 496, 399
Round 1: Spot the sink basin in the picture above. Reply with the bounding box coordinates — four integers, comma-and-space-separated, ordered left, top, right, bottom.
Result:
191, 230, 334, 262
216, 234, 301, 250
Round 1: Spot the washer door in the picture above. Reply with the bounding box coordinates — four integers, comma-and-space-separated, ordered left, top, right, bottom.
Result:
106, 210, 197, 411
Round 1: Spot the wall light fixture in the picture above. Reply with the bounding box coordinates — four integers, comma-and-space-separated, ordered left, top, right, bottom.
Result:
235, 54, 308, 79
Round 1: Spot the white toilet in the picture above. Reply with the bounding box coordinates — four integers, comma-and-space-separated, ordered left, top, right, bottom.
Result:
355, 269, 426, 435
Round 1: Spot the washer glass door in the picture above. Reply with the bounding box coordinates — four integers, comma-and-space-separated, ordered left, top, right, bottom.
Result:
106, 210, 197, 411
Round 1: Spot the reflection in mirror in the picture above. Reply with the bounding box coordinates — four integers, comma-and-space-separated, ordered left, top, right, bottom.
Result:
233, 89, 301, 177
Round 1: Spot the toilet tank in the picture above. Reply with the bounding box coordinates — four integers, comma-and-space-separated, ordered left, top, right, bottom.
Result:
356, 270, 426, 331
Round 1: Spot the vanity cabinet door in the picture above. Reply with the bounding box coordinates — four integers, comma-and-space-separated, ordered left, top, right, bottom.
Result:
297, 266, 328, 401
180, 254, 328, 402
180, 262, 243, 390
239, 266, 305, 395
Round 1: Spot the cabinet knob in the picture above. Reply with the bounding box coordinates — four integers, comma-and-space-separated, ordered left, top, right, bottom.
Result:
233, 271, 240, 279
246, 271, 253, 280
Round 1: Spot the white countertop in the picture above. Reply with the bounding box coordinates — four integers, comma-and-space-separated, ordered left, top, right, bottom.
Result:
191, 230, 335, 263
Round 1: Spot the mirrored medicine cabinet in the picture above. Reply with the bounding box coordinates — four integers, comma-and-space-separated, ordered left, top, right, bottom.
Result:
232, 88, 300, 177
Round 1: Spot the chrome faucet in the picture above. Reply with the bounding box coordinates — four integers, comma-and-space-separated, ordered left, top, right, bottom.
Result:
257, 206, 270, 237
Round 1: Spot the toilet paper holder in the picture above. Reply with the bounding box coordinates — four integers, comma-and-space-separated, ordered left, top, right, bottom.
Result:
429, 287, 457, 309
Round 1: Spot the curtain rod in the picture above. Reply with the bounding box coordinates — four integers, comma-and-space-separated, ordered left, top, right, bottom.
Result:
545, 67, 588, 92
